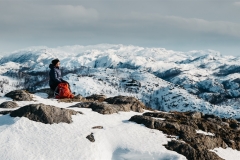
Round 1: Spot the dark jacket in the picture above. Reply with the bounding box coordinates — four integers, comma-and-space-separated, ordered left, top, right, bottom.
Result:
49, 64, 64, 90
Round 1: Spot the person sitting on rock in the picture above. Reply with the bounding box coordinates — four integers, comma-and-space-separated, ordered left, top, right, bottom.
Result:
49, 58, 69, 91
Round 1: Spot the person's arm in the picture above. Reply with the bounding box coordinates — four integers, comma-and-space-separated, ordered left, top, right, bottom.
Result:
54, 71, 62, 83
60, 79, 69, 84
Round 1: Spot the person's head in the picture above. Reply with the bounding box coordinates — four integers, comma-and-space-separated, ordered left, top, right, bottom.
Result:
52, 59, 60, 67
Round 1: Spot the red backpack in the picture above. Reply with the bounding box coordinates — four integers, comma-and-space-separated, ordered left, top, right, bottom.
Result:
55, 83, 74, 99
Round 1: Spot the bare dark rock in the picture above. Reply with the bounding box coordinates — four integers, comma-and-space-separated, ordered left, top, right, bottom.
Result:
143, 112, 171, 119
5, 90, 33, 101
72, 102, 132, 114
165, 141, 196, 160
91, 101, 141, 114
69, 102, 93, 108
105, 96, 145, 112
129, 115, 155, 129
204, 114, 219, 119
229, 122, 238, 129
90, 102, 119, 114
68, 96, 145, 115
73, 95, 86, 101
57, 95, 87, 103
86, 94, 106, 102
165, 140, 223, 160
10, 103, 79, 124
0, 101, 18, 108
105, 95, 138, 104
92, 126, 103, 129
86, 133, 95, 142
129, 111, 240, 160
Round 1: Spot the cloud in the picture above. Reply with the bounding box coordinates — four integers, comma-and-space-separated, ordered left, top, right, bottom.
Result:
0, 3, 99, 27
47, 5, 99, 23
234, 2, 240, 6
128, 13, 240, 38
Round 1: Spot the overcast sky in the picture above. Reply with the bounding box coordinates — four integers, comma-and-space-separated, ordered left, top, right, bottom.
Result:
0, 0, 240, 56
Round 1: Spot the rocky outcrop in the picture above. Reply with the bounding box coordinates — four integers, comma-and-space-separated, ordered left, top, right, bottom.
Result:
0, 101, 18, 108
129, 111, 240, 160
69, 102, 93, 108
70, 102, 138, 114
5, 90, 33, 101
57, 95, 86, 103
91, 102, 135, 114
10, 103, 80, 124
105, 96, 145, 112
69, 96, 145, 114
165, 140, 223, 160
89, 102, 121, 114
86, 94, 106, 102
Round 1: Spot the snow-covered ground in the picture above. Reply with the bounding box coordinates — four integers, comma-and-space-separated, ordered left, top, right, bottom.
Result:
211, 148, 240, 160
0, 93, 186, 160
1, 93, 239, 160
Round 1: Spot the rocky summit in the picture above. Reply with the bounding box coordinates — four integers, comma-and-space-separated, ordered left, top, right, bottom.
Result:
129, 111, 240, 160
69, 95, 145, 114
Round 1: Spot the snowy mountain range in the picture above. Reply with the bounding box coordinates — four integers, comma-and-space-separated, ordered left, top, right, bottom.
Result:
1, 44, 240, 118
1, 44, 240, 160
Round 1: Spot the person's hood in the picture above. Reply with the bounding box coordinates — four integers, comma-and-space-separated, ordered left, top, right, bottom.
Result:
49, 64, 54, 69
49, 64, 59, 69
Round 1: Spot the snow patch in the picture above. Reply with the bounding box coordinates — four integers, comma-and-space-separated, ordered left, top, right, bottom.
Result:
210, 147, 240, 160
196, 130, 215, 136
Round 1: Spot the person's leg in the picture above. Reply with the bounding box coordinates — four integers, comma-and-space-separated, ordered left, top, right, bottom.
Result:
49, 84, 58, 98
50, 84, 56, 91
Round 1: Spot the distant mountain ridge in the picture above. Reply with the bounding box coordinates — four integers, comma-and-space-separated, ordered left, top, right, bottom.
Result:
1, 44, 240, 118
